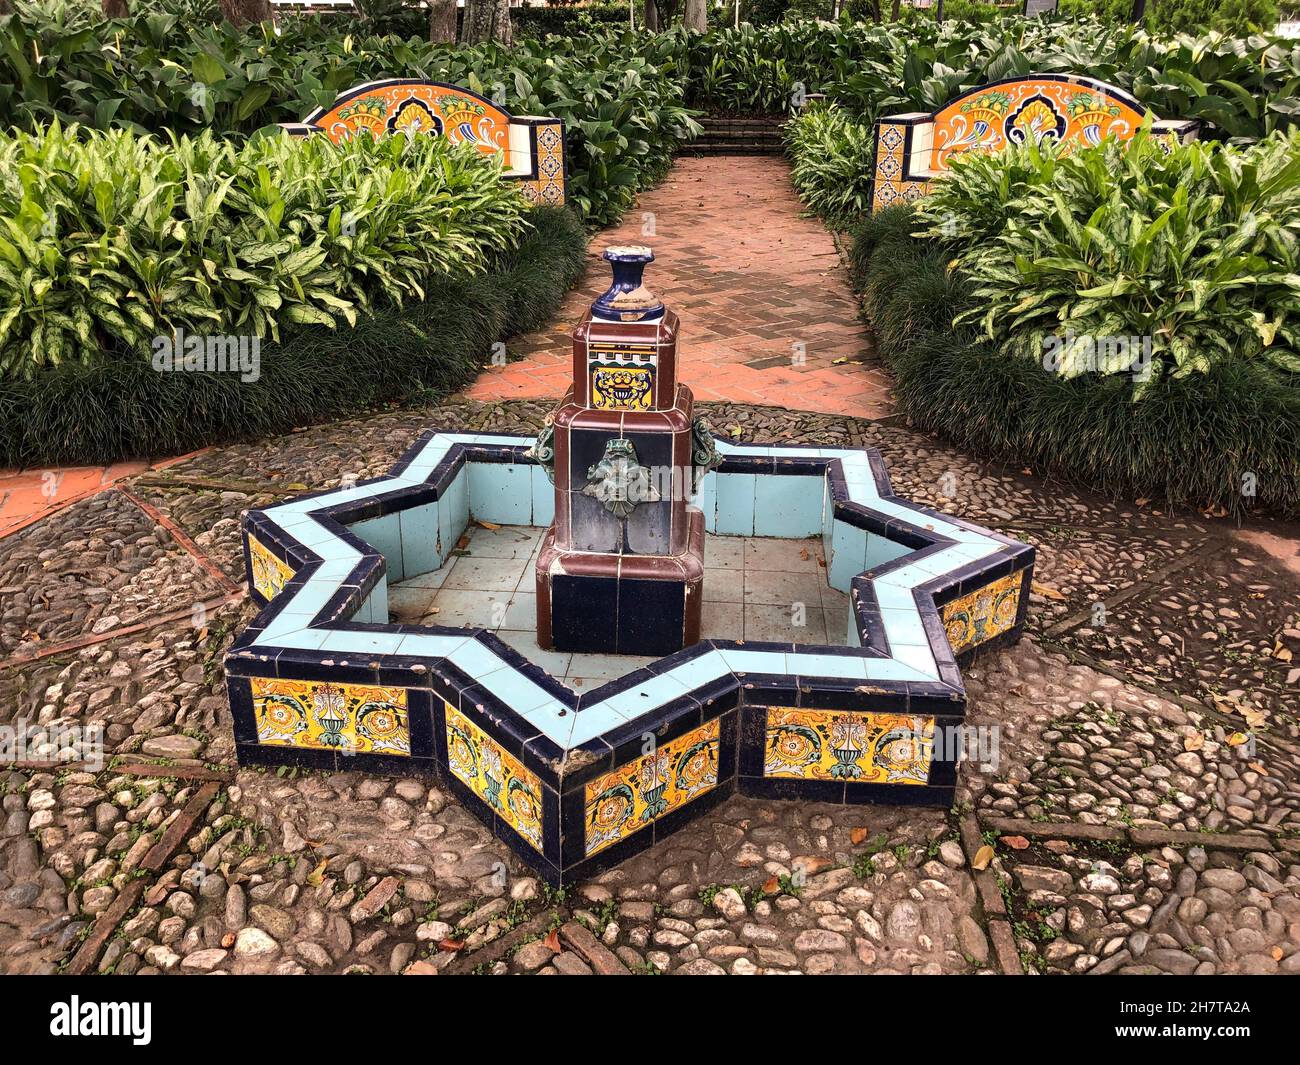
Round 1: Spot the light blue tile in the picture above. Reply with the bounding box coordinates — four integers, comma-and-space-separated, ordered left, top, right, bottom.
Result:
753, 473, 824, 538
827, 521, 867, 592
605, 674, 692, 718
716, 648, 787, 676
361, 574, 388, 625
661, 650, 730, 691
480, 668, 556, 716
530, 466, 555, 526
438, 469, 469, 559
715, 472, 755, 536
350, 514, 403, 582
871, 581, 917, 612
447, 639, 512, 682
694, 470, 718, 534
889, 643, 939, 679
399, 501, 441, 578
785, 652, 868, 679
866, 533, 913, 569
317, 629, 406, 656
567, 704, 626, 746
880, 607, 929, 647
469, 462, 532, 525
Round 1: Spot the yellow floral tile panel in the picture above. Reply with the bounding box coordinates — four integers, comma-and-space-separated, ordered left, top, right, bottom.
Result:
942, 570, 1022, 655
764, 709, 932, 785
249, 536, 295, 601
252, 678, 410, 756
445, 704, 544, 853
584, 718, 720, 857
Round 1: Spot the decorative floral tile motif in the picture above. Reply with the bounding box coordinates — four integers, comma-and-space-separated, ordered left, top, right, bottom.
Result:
521, 121, 566, 206
445, 704, 544, 853
764, 709, 933, 784
941, 570, 1022, 655
252, 678, 410, 755
249, 536, 295, 602
871, 120, 929, 213
590, 364, 654, 411
584, 718, 721, 857
931, 79, 1142, 171
314, 83, 510, 156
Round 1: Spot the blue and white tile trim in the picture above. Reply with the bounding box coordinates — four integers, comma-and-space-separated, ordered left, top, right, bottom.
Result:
227, 430, 1034, 883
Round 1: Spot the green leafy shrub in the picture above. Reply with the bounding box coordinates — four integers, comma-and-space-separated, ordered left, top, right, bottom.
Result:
784, 103, 875, 222
849, 181, 1300, 518
0, 123, 532, 381
916, 130, 1300, 387
678, 16, 1300, 140
1058, 0, 1282, 38
0, 14, 700, 227
0, 205, 587, 466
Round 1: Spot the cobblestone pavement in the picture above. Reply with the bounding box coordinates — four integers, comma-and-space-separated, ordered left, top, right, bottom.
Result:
460, 156, 894, 419
2, 396, 1296, 976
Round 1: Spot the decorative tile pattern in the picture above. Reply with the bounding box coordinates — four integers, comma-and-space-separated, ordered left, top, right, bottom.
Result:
764, 709, 933, 784
249, 536, 294, 602
445, 704, 545, 853
872, 76, 1192, 214
584, 718, 721, 856
931, 79, 1142, 171
252, 678, 410, 755
308, 82, 510, 157
942, 570, 1022, 655
590, 364, 654, 411
521, 121, 566, 206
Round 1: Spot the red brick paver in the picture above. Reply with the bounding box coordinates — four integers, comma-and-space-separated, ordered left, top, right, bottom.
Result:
460, 155, 893, 417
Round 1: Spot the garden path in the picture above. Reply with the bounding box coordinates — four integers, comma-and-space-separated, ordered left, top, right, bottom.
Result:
461, 154, 893, 417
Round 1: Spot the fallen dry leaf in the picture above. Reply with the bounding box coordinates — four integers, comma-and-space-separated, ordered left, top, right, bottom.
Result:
1183, 733, 1205, 752
1272, 947, 1284, 961
972, 845, 995, 870
850, 827, 870, 845
438, 938, 466, 952
542, 928, 562, 953
1031, 582, 1066, 601
793, 855, 832, 876
1227, 732, 1250, 747
762, 875, 781, 895
476, 519, 500, 531
306, 858, 328, 887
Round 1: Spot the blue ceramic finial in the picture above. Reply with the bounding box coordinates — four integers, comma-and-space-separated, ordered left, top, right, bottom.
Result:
591, 245, 665, 322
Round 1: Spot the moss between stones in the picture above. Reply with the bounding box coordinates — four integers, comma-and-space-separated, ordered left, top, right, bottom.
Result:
849, 207, 1300, 520
0, 207, 587, 469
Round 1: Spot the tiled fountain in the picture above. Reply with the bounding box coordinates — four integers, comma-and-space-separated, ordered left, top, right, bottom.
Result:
226, 248, 1034, 885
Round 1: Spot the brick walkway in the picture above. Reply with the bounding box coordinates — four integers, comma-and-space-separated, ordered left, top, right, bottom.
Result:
460, 155, 893, 417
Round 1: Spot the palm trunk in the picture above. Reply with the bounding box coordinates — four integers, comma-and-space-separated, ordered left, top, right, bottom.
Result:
684, 0, 706, 31
102, 0, 130, 16
643, 0, 659, 31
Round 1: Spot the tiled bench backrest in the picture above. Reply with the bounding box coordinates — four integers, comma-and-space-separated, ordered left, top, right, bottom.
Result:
281, 78, 566, 207
870, 74, 1199, 213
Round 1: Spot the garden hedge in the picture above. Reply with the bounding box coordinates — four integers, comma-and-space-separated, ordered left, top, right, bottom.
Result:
0, 206, 587, 467
848, 208, 1300, 519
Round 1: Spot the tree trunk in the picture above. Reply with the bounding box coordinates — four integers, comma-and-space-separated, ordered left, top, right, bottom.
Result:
643, 0, 659, 31
218, 0, 271, 27
460, 0, 513, 45
428, 0, 457, 42
683, 0, 706, 31
891, 0, 901, 19
102, 0, 130, 16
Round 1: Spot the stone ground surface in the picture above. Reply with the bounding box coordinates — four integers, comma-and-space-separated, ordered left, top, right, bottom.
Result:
1, 157, 1299, 977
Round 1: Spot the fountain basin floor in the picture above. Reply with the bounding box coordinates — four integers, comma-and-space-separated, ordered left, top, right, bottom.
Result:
225, 431, 1035, 884
390, 524, 849, 691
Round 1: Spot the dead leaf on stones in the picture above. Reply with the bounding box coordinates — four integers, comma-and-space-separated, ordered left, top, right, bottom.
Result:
1183, 733, 1205, 752
306, 859, 327, 887
972, 845, 995, 870
221, 932, 235, 949
1031, 582, 1065, 601
476, 520, 500, 531
438, 938, 466, 952
793, 855, 832, 876
1001, 835, 1030, 850
1272, 947, 1284, 961
761, 875, 781, 896
542, 928, 561, 953
850, 827, 870, 845
1227, 732, 1250, 746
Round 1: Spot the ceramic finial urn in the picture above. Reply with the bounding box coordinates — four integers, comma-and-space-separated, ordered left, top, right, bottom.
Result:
533, 246, 720, 655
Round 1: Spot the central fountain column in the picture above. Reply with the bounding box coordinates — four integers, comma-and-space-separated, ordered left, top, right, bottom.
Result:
531, 246, 721, 656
